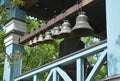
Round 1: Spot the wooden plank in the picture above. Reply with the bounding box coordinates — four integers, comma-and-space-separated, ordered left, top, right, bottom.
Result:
19, 0, 100, 44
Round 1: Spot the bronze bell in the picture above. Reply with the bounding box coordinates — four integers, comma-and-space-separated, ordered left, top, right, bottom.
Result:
59, 20, 72, 38
72, 11, 94, 37
37, 34, 44, 44
28, 40, 33, 47
44, 31, 54, 43
52, 26, 60, 39
33, 36, 37, 46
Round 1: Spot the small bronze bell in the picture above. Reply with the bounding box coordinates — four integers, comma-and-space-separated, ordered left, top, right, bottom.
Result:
52, 26, 60, 39
72, 11, 94, 37
33, 36, 37, 46
59, 20, 72, 38
44, 31, 54, 43
37, 34, 44, 44
28, 40, 33, 47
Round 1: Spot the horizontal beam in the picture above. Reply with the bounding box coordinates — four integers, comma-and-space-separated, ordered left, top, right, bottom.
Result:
15, 40, 107, 80
19, 0, 100, 44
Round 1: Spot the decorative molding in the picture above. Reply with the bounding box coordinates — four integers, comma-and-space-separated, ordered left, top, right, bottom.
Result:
5, 18, 27, 34
4, 33, 21, 46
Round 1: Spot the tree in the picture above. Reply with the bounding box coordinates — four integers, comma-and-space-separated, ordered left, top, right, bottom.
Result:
0, 4, 8, 80
0, 31, 6, 80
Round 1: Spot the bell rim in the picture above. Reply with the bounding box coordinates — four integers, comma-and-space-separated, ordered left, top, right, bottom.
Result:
72, 29, 94, 37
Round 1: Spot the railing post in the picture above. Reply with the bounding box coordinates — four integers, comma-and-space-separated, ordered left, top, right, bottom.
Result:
33, 74, 39, 81
53, 68, 57, 81
76, 58, 84, 81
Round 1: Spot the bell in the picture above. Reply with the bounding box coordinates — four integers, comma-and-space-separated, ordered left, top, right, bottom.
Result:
32, 36, 37, 46
44, 31, 54, 43
28, 40, 33, 47
59, 20, 72, 38
37, 34, 44, 44
72, 11, 94, 37
52, 26, 60, 39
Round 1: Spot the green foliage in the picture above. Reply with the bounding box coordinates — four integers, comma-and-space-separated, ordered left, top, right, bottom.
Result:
0, 7, 8, 29
0, 2, 10, 80
25, 16, 45, 33
0, 31, 6, 54
81, 36, 100, 47
94, 65, 107, 81
11, 0, 25, 7
6, 51, 22, 66
22, 40, 61, 72
0, 31, 6, 80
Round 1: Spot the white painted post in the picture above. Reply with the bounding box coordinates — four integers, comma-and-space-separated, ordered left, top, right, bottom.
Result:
77, 58, 84, 81
33, 74, 39, 81
53, 68, 57, 81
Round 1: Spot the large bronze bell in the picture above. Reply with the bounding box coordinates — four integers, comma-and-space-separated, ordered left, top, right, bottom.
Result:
37, 34, 44, 44
59, 37, 85, 81
52, 26, 60, 39
59, 20, 72, 38
72, 11, 94, 37
32, 36, 38, 46
28, 40, 33, 47
44, 31, 54, 43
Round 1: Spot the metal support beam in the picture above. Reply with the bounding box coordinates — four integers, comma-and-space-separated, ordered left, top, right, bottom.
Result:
56, 67, 72, 81
46, 69, 54, 81
77, 58, 84, 81
86, 50, 107, 81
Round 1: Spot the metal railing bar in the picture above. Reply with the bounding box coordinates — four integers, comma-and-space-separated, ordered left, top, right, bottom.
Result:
86, 49, 107, 81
